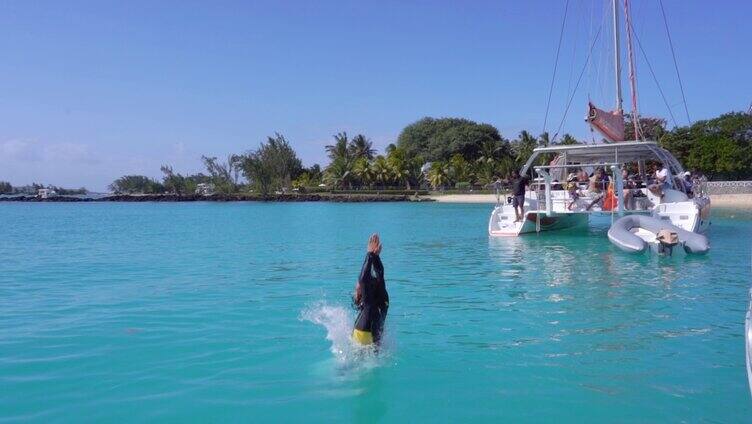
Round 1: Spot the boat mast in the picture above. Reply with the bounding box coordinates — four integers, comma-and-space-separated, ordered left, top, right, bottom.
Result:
623, 0, 641, 140
612, 0, 623, 113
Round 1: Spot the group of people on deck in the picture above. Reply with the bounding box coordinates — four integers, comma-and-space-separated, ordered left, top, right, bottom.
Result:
492, 162, 701, 217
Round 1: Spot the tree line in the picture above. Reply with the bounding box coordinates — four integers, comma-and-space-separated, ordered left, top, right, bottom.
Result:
106, 110, 752, 194
0, 182, 87, 195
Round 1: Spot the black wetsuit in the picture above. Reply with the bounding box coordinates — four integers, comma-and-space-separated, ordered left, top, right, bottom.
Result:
353, 252, 389, 344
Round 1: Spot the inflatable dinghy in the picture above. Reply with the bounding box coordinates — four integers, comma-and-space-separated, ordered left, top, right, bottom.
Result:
607, 215, 709, 255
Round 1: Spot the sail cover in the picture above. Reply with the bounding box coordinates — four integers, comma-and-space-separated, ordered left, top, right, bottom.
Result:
586, 102, 625, 142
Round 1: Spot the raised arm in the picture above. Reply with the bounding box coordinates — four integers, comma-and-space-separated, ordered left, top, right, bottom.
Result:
353, 253, 374, 306
359, 252, 374, 286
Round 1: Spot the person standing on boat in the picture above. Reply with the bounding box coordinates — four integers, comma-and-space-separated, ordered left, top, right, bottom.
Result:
510, 170, 529, 222
352, 234, 389, 346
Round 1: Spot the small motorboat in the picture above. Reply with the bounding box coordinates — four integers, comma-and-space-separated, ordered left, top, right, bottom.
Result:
607, 214, 709, 255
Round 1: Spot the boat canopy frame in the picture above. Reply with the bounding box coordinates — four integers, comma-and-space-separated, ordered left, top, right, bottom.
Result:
520, 141, 685, 181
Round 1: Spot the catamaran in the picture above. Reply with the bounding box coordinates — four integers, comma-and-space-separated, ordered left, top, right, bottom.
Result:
488, 0, 711, 238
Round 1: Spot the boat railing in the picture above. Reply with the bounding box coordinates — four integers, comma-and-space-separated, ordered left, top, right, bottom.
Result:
533, 162, 624, 215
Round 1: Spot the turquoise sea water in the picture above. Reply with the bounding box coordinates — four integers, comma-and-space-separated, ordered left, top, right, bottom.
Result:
1, 202, 750, 422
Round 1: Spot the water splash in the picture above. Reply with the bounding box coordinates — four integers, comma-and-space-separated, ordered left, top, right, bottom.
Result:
300, 302, 382, 366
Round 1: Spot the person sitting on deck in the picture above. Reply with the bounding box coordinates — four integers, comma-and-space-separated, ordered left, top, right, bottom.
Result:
622, 169, 637, 210
682, 171, 694, 198
586, 168, 607, 210
648, 162, 669, 199
576, 168, 589, 185
565, 173, 580, 211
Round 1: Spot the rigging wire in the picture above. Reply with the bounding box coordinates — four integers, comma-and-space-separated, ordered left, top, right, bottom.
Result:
627, 20, 678, 128
542, 0, 571, 135
658, 0, 691, 124
552, 23, 604, 142
565, 0, 580, 97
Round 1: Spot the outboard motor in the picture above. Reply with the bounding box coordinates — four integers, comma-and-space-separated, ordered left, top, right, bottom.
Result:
656, 229, 679, 256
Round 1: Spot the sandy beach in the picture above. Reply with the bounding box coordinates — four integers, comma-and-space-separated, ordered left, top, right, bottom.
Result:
428, 193, 752, 208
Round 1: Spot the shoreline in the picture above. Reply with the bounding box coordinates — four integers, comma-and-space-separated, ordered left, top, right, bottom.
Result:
0, 193, 432, 203
428, 193, 752, 208
2, 193, 750, 208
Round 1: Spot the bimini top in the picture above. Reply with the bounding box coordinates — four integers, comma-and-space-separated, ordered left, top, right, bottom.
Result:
520, 140, 684, 176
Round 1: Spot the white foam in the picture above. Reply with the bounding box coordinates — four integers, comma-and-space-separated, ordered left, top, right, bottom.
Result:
300, 301, 389, 367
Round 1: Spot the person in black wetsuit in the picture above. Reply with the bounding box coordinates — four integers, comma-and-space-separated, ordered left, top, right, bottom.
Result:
352, 233, 389, 346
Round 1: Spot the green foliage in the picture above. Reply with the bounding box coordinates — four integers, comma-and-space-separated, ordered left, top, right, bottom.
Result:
352, 157, 374, 188
160, 165, 188, 195
241, 133, 303, 195
474, 139, 514, 185
184, 173, 211, 194
455, 181, 471, 190
448, 154, 472, 184
92, 111, 752, 199
397, 117, 504, 162
324, 157, 351, 189
386, 146, 419, 190
109, 175, 164, 194
511, 130, 538, 165
371, 156, 391, 188
558, 133, 579, 145
661, 112, 752, 179
325, 132, 350, 162
0, 181, 13, 194
348, 134, 376, 160
292, 165, 323, 189
201, 155, 238, 194
52, 186, 87, 195
626, 115, 667, 141
426, 161, 450, 190
323, 132, 389, 188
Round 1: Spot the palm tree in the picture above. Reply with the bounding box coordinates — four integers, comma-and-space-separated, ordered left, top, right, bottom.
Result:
538, 131, 551, 147
513, 130, 538, 168
352, 157, 374, 188
325, 132, 350, 162
559, 133, 579, 145
371, 156, 392, 189
387, 147, 412, 189
348, 134, 376, 160
474, 139, 501, 185
536, 131, 553, 166
427, 161, 450, 190
449, 154, 471, 185
324, 156, 352, 189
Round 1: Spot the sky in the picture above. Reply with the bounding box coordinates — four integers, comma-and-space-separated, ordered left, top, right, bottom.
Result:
1, 0, 750, 191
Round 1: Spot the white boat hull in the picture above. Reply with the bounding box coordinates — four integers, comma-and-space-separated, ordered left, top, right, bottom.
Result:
488, 189, 710, 238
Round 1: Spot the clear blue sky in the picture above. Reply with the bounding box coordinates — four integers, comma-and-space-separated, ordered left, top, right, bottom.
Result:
1, 0, 750, 191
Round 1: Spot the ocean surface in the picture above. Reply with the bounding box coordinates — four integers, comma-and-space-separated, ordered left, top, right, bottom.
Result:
1, 202, 750, 422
